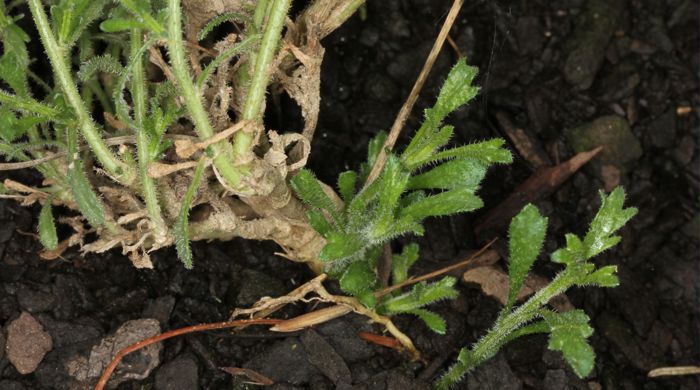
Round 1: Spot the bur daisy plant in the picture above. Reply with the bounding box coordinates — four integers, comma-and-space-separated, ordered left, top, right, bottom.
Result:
0, 0, 635, 388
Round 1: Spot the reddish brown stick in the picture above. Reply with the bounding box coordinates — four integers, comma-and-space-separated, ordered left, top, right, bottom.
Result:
94, 319, 281, 390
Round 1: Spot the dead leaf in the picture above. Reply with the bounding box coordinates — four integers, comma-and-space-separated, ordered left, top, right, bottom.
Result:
6, 312, 53, 374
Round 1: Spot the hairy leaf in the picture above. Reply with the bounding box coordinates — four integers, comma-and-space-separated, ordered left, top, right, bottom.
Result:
340, 260, 377, 296
506, 204, 548, 310
77, 54, 124, 82
38, 199, 58, 250
337, 170, 357, 204
583, 187, 637, 259
551, 233, 585, 265
68, 162, 105, 227
0, 90, 61, 119
429, 138, 513, 166
198, 12, 250, 41
409, 309, 447, 334
307, 209, 332, 238
0, 9, 30, 95
290, 169, 341, 224
100, 17, 148, 32
392, 243, 419, 284
379, 276, 458, 314
400, 125, 453, 170
196, 34, 259, 89
318, 231, 363, 261
371, 155, 410, 238
580, 265, 619, 287
173, 158, 206, 269
542, 310, 595, 378
408, 157, 486, 191
399, 188, 483, 221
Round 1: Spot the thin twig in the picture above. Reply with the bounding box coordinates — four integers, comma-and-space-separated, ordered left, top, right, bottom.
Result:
0, 134, 197, 172
94, 318, 281, 390
648, 366, 700, 378
375, 238, 497, 298
364, 0, 464, 186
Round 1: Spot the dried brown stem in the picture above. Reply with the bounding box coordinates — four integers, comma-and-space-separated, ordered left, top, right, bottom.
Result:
364, 0, 464, 186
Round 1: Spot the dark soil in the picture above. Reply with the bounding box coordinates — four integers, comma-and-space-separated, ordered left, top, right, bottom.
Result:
1, 0, 699, 389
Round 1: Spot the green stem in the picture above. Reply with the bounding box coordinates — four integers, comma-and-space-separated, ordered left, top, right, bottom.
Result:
27, 0, 128, 181
131, 29, 167, 243
235, 0, 292, 160
435, 269, 576, 389
167, 0, 246, 191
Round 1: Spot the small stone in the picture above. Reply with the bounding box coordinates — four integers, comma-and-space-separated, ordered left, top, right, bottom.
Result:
0, 380, 26, 390
673, 135, 696, 166
83, 318, 162, 388
6, 312, 53, 374
563, 0, 626, 89
16, 284, 56, 313
245, 337, 318, 385
301, 329, 351, 385
364, 74, 399, 103
566, 115, 643, 171
236, 269, 286, 307
647, 109, 677, 148
155, 355, 198, 390
516, 16, 544, 55
597, 312, 652, 370
141, 296, 176, 326
467, 353, 522, 390
543, 369, 571, 390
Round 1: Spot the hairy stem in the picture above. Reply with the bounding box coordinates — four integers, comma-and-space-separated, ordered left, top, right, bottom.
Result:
27, 0, 129, 181
235, 0, 292, 161
435, 268, 576, 389
131, 29, 167, 244
167, 0, 247, 191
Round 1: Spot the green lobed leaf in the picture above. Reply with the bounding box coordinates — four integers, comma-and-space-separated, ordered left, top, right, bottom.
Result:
318, 231, 363, 261
429, 59, 479, 126
400, 125, 454, 170
290, 169, 341, 224
583, 187, 637, 259
173, 158, 207, 269
38, 199, 58, 250
399, 188, 483, 221
391, 243, 419, 285
340, 260, 377, 297
580, 265, 619, 287
68, 161, 105, 227
370, 155, 410, 238
100, 17, 148, 32
506, 204, 548, 310
408, 157, 486, 192
542, 310, 595, 378
0, 9, 30, 96
429, 138, 513, 166
408, 309, 447, 334
379, 276, 458, 314
307, 209, 332, 238
337, 170, 357, 204
77, 53, 124, 82
551, 233, 585, 265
